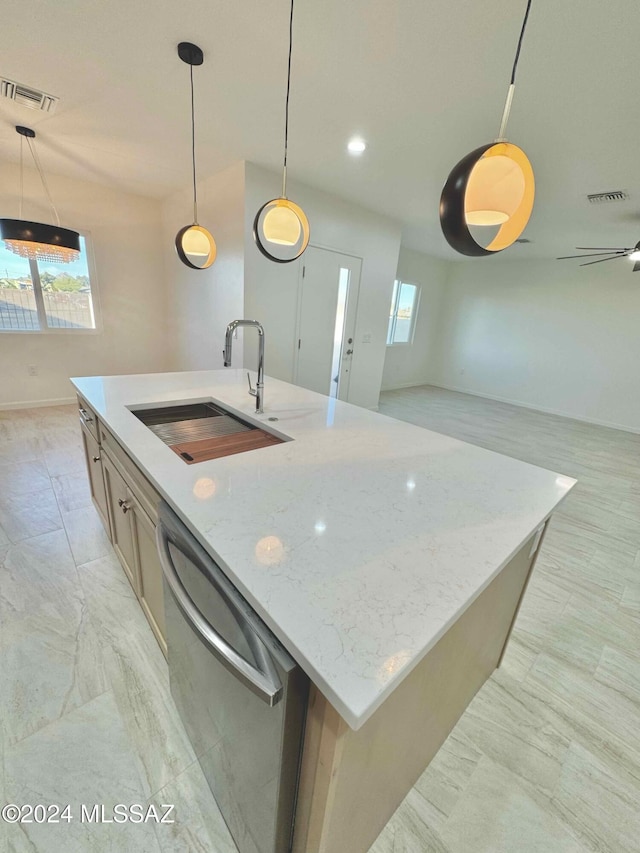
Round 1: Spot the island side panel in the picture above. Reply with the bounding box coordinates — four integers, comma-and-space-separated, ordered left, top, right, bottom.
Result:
293, 527, 544, 853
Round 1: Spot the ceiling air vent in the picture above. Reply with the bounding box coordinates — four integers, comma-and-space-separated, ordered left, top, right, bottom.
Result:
587, 190, 629, 204
0, 77, 59, 113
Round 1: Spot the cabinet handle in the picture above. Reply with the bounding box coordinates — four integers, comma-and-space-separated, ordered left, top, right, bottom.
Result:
79, 407, 94, 425
118, 498, 131, 514
92, 455, 100, 463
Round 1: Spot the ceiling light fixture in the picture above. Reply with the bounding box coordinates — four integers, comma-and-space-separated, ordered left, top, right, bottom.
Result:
348, 138, 366, 155
253, 0, 310, 264
440, 0, 535, 256
0, 125, 80, 264
174, 42, 217, 270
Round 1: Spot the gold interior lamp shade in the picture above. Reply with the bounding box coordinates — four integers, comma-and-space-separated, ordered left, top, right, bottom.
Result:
0, 218, 80, 264
440, 142, 535, 256
253, 198, 310, 263
175, 224, 217, 270
464, 153, 526, 226
263, 203, 301, 245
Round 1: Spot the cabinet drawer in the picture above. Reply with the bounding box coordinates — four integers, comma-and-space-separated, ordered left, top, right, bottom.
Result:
77, 396, 99, 442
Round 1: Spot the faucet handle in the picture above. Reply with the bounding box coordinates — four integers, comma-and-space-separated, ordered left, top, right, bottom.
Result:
247, 372, 257, 397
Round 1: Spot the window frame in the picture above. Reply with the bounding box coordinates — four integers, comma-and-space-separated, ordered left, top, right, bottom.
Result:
386, 279, 420, 347
0, 229, 101, 335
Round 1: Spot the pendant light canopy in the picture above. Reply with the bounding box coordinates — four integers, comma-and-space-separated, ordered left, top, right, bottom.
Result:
440, 0, 535, 256
175, 42, 217, 270
253, 0, 310, 263
0, 126, 80, 264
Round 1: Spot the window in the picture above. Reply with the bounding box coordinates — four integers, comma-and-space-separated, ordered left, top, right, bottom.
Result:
0, 235, 98, 333
387, 280, 419, 345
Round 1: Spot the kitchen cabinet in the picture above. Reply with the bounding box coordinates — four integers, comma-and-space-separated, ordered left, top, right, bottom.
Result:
102, 453, 139, 594
78, 395, 99, 442
79, 396, 166, 655
129, 494, 166, 653
80, 420, 111, 536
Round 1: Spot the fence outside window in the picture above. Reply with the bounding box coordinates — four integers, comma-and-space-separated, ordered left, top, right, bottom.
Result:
0, 234, 98, 333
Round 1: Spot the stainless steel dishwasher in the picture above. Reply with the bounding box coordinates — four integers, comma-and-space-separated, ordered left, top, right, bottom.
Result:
156, 502, 309, 853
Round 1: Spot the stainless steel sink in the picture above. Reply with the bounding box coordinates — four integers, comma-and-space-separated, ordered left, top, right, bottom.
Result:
130, 401, 287, 464
133, 402, 254, 445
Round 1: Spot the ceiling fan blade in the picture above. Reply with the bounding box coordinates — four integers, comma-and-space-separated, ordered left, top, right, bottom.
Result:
575, 246, 630, 251
634, 262, 640, 272
557, 252, 625, 259
579, 256, 625, 267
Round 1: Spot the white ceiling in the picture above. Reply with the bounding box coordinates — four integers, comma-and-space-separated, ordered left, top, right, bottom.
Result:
1, 0, 640, 260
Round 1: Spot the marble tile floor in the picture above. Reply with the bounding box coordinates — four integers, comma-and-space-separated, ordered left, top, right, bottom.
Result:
0, 392, 639, 852
0, 405, 238, 853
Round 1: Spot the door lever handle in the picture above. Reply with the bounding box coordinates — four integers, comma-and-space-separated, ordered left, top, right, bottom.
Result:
247, 372, 257, 397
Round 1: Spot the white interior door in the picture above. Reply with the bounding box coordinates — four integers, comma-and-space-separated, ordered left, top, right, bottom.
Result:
294, 247, 362, 401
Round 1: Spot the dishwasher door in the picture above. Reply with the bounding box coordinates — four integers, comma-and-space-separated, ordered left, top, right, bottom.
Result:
156, 502, 308, 853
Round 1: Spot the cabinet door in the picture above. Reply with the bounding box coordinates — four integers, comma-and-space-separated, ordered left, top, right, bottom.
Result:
102, 454, 139, 594
80, 422, 111, 537
130, 498, 167, 655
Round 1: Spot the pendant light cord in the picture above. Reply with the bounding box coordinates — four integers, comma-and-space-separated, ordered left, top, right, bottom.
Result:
190, 64, 198, 224
19, 136, 23, 220
26, 136, 61, 227
281, 0, 295, 198
497, 0, 533, 141
510, 0, 533, 85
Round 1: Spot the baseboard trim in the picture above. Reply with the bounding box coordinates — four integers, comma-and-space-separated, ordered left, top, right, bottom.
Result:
0, 396, 76, 411
424, 383, 640, 436
381, 380, 430, 393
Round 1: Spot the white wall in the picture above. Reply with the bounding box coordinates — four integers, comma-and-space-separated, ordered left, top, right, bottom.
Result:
161, 161, 245, 372
431, 257, 640, 433
243, 162, 402, 410
0, 162, 169, 407
381, 248, 448, 391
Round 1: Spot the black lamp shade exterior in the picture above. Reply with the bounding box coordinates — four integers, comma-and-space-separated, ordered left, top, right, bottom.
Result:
440, 142, 535, 257
175, 224, 217, 270
253, 199, 310, 264
0, 218, 80, 253
440, 144, 495, 257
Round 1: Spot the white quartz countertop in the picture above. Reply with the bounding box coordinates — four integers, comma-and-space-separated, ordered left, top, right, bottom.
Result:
71, 370, 575, 729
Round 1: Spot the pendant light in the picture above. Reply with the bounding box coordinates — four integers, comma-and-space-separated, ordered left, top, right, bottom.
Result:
0, 126, 80, 264
440, 0, 535, 256
175, 42, 217, 270
253, 0, 310, 264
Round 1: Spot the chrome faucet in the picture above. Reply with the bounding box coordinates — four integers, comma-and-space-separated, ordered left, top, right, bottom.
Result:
223, 320, 265, 414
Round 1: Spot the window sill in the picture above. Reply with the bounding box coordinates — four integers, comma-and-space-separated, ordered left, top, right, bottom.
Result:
0, 327, 101, 336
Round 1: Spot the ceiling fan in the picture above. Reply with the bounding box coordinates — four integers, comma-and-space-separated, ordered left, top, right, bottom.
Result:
557, 240, 640, 271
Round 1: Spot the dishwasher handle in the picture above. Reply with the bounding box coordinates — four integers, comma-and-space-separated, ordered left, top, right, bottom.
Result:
156, 522, 283, 707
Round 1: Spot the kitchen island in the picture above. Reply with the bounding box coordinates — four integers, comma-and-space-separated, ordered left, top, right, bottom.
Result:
72, 369, 575, 853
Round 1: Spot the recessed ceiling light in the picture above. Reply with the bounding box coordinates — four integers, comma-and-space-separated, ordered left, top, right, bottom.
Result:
347, 138, 366, 155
